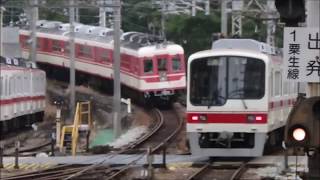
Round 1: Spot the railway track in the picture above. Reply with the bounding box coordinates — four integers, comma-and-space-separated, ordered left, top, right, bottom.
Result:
186, 160, 271, 180
187, 161, 250, 180
123, 105, 183, 154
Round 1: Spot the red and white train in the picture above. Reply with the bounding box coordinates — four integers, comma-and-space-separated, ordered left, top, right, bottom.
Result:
19, 20, 186, 103
0, 56, 46, 134
187, 39, 302, 157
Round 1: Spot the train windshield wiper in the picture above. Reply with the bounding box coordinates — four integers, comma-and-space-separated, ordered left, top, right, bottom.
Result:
241, 98, 248, 109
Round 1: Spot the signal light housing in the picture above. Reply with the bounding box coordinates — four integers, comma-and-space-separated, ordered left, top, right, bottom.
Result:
285, 96, 320, 148
275, 0, 306, 26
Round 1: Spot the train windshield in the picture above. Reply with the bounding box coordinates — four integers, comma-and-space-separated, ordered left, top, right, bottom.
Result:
190, 56, 265, 106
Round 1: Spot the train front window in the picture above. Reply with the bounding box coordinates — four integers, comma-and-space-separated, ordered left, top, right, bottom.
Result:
144, 59, 153, 74
172, 56, 181, 72
190, 56, 265, 106
158, 58, 167, 71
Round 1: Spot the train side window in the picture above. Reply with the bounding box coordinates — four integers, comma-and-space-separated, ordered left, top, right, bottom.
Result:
274, 71, 282, 96
158, 58, 167, 71
270, 71, 274, 96
5, 77, 8, 96
172, 56, 181, 72
15, 76, 18, 94
10, 77, 13, 96
144, 59, 153, 74
78, 45, 92, 58
283, 81, 289, 95
101, 49, 110, 62
64, 42, 70, 55
37, 38, 41, 50
0, 77, 2, 97
20, 35, 28, 48
52, 40, 62, 52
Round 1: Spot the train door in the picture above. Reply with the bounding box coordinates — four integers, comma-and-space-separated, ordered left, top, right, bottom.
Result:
156, 55, 168, 81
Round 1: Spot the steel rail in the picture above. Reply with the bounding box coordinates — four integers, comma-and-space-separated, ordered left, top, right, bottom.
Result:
104, 152, 147, 180
2, 166, 84, 180
151, 107, 184, 153
186, 163, 211, 180
1, 164, 75, 179
230, 163, 248, 180
126, 108, 164, 149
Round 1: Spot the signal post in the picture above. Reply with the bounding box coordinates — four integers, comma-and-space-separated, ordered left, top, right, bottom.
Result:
276, 0, 320, 179
305, 1, 320, 179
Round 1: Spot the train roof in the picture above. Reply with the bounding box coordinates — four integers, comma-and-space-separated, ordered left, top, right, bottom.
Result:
0, 56, 38, 69
20, 20, 179, 51
211, 39, 281, 56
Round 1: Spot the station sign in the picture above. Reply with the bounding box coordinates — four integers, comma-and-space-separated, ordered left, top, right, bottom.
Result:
283, 27, 320, 82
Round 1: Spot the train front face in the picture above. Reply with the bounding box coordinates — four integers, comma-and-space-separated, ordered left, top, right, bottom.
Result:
186, 50, 269, 157
139, 44, 186, 103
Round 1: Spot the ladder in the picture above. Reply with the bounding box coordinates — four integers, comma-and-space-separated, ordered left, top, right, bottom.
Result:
60, 101, 92, 156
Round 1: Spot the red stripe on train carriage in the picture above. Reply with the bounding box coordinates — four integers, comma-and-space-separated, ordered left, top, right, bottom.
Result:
187, 113, 268, 124
0, 96, 45, 105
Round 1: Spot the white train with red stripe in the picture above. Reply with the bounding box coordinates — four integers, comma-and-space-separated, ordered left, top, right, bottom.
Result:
19, 20, 186, 103
187, 39, 302, 157
0, 57, 46, 134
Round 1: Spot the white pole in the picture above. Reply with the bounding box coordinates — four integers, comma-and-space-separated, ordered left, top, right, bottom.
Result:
221, 0, 228, 35
69, 0, 76, 117
266, 0, 276, 47
56, 108, 61, 146
113, 0, 121, 138
191, 0, 196, 16
0, 6, 3, 57
306, 0, 320, 97
30, 0, 38, 62
99, 8, 106, 27
205, 0, 210, 16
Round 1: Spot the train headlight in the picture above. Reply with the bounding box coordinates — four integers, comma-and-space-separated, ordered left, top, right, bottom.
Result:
199, 115, 207, 121
292, 128, 306, 141
191, 116, 199, 121
191, 115, 207, 121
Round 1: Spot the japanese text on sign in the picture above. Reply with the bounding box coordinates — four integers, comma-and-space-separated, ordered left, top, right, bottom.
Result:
284, 27, 320, 82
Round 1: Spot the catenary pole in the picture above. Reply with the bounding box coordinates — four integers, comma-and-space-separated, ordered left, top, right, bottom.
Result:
30, 0, 38, 62
191, 0, 196, 16
69, 0, 76, 117
221, 0, 228, 35
0, 6, 3, 57
112, 0, 121, 138
99, 0, 106, 27
161, 0, 167, 41
266, 0, 276, 47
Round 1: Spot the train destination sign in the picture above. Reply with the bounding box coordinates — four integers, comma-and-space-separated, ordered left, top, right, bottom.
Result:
283, 27, 320, 82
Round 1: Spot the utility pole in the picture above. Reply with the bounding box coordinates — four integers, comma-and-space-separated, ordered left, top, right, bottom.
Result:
306, 0, 320, 97
161, 0, 166, 41
0, 6, 4, 57
69, 0, 76, 118
99, 0, 106, 27
75, 8, 80, 22
221, 0, 228, 36
112, 0, 121, 138
99, 7, 106, 27
266, 0, 276, 46
204, 0, 210, 16
191, 0, 196, 16
30, 0, 38, 62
